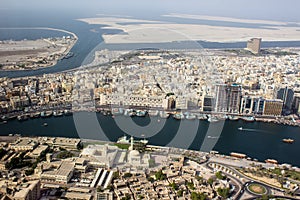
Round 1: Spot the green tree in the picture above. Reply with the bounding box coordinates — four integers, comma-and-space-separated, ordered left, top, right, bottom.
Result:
155, 170, 166, 180
217, 187, 230, 198
169, 182, 178, 190
215, 171, 226, 180
207, 178, 214, 185
123, 172, 132, 178
177, 189, 183, 197
191, 192, 207, 200
187, 181, 195, 190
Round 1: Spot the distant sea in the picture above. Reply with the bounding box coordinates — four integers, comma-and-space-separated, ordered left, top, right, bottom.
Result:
0, 10, 300, 78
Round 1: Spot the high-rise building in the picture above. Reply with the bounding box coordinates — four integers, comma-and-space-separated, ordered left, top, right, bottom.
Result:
247, 38, 262, 54
276, 87, 294, 114
263, 99, 283, 116
202, 95, 215, 112
215, 84, 242, 113
240, 96, 264, 115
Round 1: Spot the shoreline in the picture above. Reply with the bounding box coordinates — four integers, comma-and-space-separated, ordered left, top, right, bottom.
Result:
1, 135, 300, 170
0, 27, 78, 72
1, 106, 299, 127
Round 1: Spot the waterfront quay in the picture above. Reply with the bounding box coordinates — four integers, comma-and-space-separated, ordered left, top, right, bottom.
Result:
0, 48, 300, 127
1, 135, 300, 199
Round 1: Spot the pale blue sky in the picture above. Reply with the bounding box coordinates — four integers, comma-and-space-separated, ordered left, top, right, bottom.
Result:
1, 0, 299, 22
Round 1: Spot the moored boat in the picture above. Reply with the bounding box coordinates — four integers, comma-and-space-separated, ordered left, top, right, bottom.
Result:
265, 159, 278, 164
207, 115, 219, 122
136, 110, 147, 117
173, 112, 185, 120
240, 116, 255, 122
159, 111, 169, 119
185, 112, 196, 120
228, 115, 239, 121
64, 110, 73, 116
230, 152, 247, 159
112, 108, 123, 116
148, 110, 159, 117
17, 115, 28, 121
197, 114, 208, 120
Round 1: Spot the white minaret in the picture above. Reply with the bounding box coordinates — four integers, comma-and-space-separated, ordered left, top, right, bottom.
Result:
129, 136, 134, 150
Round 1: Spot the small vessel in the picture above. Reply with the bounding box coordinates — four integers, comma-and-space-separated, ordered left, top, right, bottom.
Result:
159, 111, 170, 119
173, 112, 185, 120
1, 115, 8, 120
240, 116, 255, 122
43, 123, 48, 127
61, 51, 74, 60
139, 138, 149, 144
30, 112, 40, 118
207, 136, 219, 139
282, 138, 294, 144
228, 115, 239, 121
64, 110, 73, 116
41, 111, 53, 118
112, 108, 123, 116
230, 152, 247, 159
197, 114, 208, 120
129, 110, 136, 117
148, 110, 159, 117
17, 115, 28, 121
207, 115, 219, 123
136, 110, 147, 117
53, 110, 64, 117
265, 159, 278, 164
185, 112, 196, 120
238, 127, 243, 130
0, 121, 7, 124
124, 109, 136, 117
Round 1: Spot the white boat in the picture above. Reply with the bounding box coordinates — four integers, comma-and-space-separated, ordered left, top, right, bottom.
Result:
207, 115, 219, 122
112, 108, 123, 115
240, 116, 255, 122
159, 111, 170, 119
238, 127, 243, 130
228, 115, 239, 121
173, 112, 185, 120
136, 110, 147, 117
197, 114, 208, 120
139, 139, 149, 144
148, 110, 159, 117
185, 112, 196, 120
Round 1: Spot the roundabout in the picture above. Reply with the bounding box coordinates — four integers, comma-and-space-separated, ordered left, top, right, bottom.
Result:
246, 183, 268, 195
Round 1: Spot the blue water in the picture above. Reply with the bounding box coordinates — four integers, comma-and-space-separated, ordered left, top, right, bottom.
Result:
1, 114, 300, 167
0, 10, 300, 78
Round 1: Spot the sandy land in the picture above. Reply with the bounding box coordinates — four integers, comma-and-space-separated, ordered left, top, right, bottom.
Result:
245, 172, 281, 188
0, 37, 76, 70
162, 13, 290, 26
77, 16, 300, 44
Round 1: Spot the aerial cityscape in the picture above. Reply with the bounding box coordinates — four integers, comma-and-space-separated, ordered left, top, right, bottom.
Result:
0, 0, 300, 199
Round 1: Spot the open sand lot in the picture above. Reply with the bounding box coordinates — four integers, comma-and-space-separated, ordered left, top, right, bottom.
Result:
78, 15, 300, 44
0, 37, 76, 70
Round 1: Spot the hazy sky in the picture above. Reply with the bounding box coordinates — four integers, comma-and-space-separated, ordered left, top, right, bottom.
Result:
1, 0, 300, 22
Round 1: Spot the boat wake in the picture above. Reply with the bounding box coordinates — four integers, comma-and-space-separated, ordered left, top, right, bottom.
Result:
238, 127, 271, 133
